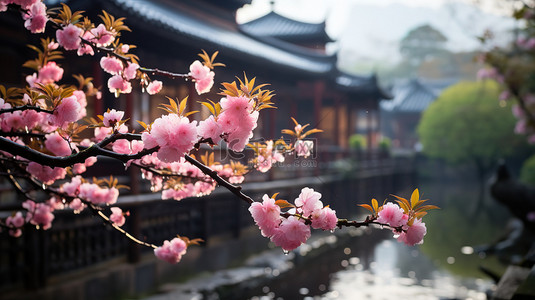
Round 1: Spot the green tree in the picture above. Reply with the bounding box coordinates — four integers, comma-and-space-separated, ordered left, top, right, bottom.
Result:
417, 80, 525, 209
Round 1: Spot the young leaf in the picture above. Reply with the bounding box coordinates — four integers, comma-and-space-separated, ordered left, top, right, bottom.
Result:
275, 199, 294, 209
410, 188, 419, 209
371, 198, 379, 212
358, 204, 374, 213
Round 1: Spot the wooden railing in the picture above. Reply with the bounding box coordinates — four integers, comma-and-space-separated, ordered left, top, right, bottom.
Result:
0, 148, 416, 291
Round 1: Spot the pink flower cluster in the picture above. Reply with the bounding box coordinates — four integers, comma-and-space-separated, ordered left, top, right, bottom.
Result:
101, 57, 139, 95
218, 96, 259, 151
103, 109, 124, 127
61, 177, 119, 206
78, 183, 119, 205
110, 207, 126, 226
6, 212, 24, 237
22, 1, 47, 34
23, 200, 55, 230
146, 80, 163, 95
162, 181, 216, 201
249, 187, 337, 252
188, 60, 214, 95
255, 140, 284, 173
26, 162, 66, 185
154, 237, 187, 264
376, 202, 427, 246
142, 114, 198, 163
49, 95, 82, 128
56, 24, 82, 50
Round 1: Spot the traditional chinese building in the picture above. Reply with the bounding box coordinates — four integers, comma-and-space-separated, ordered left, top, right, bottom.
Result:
66, 0, 390, 151
380, 78, 457, 150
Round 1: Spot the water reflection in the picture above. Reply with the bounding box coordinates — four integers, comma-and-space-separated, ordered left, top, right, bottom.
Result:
239, 179, 506, 300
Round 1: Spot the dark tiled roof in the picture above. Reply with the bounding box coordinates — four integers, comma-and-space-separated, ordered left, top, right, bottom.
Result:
240, 11, 333, 44
108, 0, 335, 74
381, 79, 437, 112
336, 73, 393, 99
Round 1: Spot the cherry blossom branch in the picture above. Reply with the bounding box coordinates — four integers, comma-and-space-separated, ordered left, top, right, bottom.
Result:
138, 67, 190, 80
0, 131, 45, 138
184, 154, 254, 205
0, 105, 54, 115
15, 169, 159, 248
0, 135, 158, 168
336, 217, 402, 231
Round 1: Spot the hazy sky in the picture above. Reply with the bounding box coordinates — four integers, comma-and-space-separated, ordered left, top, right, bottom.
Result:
237, 0, 516, 66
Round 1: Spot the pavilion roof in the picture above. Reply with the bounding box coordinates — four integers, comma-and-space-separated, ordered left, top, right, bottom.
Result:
239, 11, 333, 44
102, 0, 336, 74
381, 79, 437, 112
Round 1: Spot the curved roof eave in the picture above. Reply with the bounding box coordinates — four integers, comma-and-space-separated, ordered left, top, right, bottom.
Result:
111, 0, 335, 75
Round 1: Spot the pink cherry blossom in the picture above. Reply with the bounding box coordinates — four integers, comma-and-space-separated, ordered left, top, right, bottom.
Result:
38, 61, 64, 84
24, 201, 54, 230
26, 162, 66, 185
195, 72, 215, 95
13, 0, 38, 9
56, 24, 82, 50
143, 114, 198, 163
100, 56, 124, 75
90, 24, 115, 47
294, 187, 323, 217
23, 1, 47, 33
311, 206, 338, 231
103, 109, 124, 127
77, 31, 95, 56
121, 44, 130, 53
189, 60, 215, 94
198, 115, 222, 144
44, 132, 71, 156
26, 72, 37, 87
146, 80, 163, 95
6, 211, 24, 237
72, 90, 87, 119
123, 62, 139, 80
94, 127, 113, 143
49, 95, 81, 128
112, 139, 131, 154
397, 218, 427, 246
377, 202, 407, 228
108, 75, 132, 95
109, 207, 125, 226
69, 198, 85, 213
22, 109, 43, 130
61, 176, 82, 197
154, 237, 187, 264
270, 217, 311, 252
249, 194, 281, 237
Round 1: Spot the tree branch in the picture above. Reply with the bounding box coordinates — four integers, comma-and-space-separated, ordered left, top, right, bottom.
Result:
184, 154, 254, 205
0, 135, 158, 168
0, 105, 54, 115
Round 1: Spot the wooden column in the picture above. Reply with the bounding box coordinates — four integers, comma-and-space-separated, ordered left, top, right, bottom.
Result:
334, 97, 341, 147
313, 81, 325, 128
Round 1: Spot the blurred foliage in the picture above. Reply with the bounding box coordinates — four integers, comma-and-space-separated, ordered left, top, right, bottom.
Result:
379, 136, 391, 151
417, 81, 526, 170
349, 134, 367, 150
520, 153, 535, 184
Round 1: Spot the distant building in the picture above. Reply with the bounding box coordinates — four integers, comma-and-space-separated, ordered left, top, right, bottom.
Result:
380, 78, 457, 150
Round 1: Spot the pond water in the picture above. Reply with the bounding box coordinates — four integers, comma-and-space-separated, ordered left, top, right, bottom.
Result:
229, 178, 510, 300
